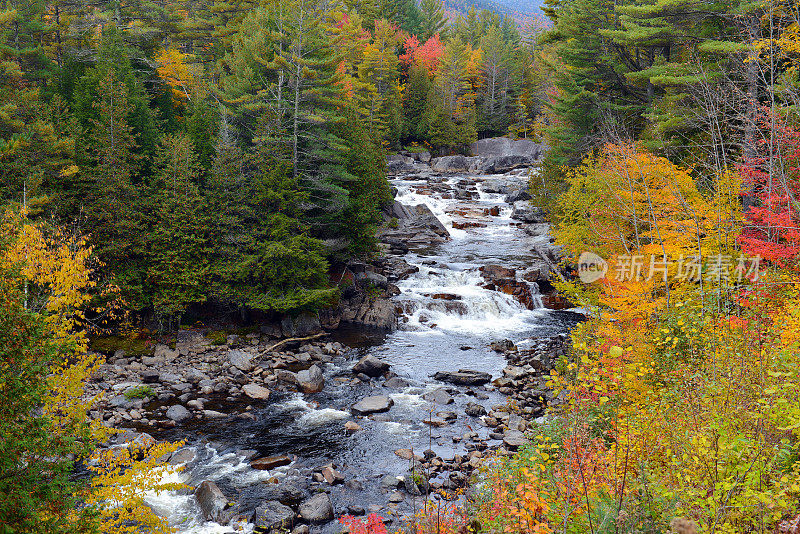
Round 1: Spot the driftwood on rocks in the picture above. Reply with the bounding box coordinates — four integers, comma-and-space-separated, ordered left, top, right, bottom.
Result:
259, 333, 329, 356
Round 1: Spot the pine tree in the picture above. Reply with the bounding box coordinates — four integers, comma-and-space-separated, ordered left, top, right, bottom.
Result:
146, 134, 209, 328
420, 0, 447, 41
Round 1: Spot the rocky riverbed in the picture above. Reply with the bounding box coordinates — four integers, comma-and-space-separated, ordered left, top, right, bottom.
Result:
86, 137, 582, 533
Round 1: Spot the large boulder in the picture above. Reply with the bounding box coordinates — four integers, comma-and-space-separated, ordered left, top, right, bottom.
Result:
298, 493, 334, 523
352, 395, 394, 415
254, 501, 295, 532
296, 365, 324, 394
432, 369, 492, 386
262, 482, 310, 507
478, 155, 535, 174
505, 189, 532, 203
195, 481, 231, 524
430, 155, 479, 173
470, 137, 545, 159
354, 271, 389, 289
352, 355, 391, 377
510, 202, 546, 223
280, 312, 322, 337
411, 204, 449, 237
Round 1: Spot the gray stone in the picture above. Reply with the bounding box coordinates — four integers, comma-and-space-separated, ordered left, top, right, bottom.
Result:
263, 482, 309, 507
166, 405, 190, 422
469, 137, 544, 159
296, 365, 324, 394
298, 493, 334, 523
384, 376, 409, 388
242, 383, 271, 400
141, 370, 160, 383
352, 395, 393, 415
433, 369, 492, 386
254, 501, 295, 532
352, 355, 391, 377
503, 430, 529, 449
423, 387, 453, 405
169, 448, 196, 465
228, 350, 254, 372
276, 369, 299, 386
195, 481, 230, 524
280, 312, 322, 338
354, 271, 389, 289
464, 402, 487, 417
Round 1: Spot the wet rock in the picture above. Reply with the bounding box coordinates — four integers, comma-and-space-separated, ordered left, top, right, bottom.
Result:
263, 482, 309, 507
251, 455, 292, 470
394, 449, 419, 461
203, 409, 227, 419
478, 155, 535, 174
195, 481, 231, 524
480, 265, 516, 281
166, 405, 190, 423
276, 369, 299, 386
490, 339, 516, 352
322, 465, 344, 485
510, 202, 546, 223
254, 501, 295, 533
464, 402, 487, 417
505, 189, 532, 203
352, 355, 391, 377
423, 417, 449, 427
423, 387, 453, 405
344, 421, 362, 434
384, 377, 410, 388
169, 448, 196, 465
433, 369, 492, 386
352, 395, 393, 415
430, 155, 475, 173
242, 383, 271, 400
228, 350, 254, 372
296, 365, 324, 394
381, 474, 401, 488
298, 493, 334, 523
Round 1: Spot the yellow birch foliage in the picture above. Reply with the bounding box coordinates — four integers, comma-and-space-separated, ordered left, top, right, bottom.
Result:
1, 208, 184, 533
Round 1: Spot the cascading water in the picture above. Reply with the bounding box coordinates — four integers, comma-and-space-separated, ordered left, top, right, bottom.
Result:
144, 170, 577, 533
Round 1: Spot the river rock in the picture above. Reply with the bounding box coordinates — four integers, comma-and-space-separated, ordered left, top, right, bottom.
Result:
464, 402, 487, 417
423, 387, 453, 405
263, 482, 309, 506
251, 455, 292, 470
276, 369, 299, 386
344, 420, 362, 433
384, 376, 410, 388
352, 395, 393, 415
352, 355, 391, 377
228, 350, 254, 372
322, 465, 344, 485
242, 383, 271, 400
430, 155, 473, 173
490, 339, 516, 352
166, 405, 190, 423
195, 481, 231, 524
298, 493, 334, 523
510, 202, 546, 223
255, 501, 295, 532
480, 265, 516, 281
503, 430, 529, 449
505, 189, 532, 203
296, 365, 324, 393
170, 448, 197, 465
469, 137, 545, 159
478, 155, 535, 174
433, 369, 492, 386
141, 370, 160, 383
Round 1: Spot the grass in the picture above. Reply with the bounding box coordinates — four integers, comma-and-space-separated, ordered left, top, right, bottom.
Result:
124, 385, 154, 400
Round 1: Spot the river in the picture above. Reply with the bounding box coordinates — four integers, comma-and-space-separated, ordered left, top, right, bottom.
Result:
142, 170, 578, 533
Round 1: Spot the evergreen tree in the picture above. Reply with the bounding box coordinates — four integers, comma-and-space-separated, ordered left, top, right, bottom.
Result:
420, 0, 447, 41
146, 134, 208, 327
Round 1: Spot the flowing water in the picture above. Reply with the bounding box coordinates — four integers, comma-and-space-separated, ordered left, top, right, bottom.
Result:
144, 172, 579, 533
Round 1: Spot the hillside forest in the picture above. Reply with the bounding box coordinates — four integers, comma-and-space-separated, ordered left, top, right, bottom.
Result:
2, 0, 800, 531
